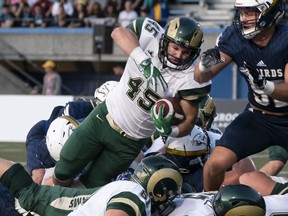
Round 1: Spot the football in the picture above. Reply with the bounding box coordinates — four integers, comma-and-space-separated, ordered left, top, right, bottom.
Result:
154, 98, 185, 125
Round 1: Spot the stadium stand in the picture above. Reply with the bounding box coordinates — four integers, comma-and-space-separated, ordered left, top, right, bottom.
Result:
168, 0, 235, 28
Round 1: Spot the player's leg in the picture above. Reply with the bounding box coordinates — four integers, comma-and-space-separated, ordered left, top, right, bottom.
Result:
54, 102, 109, 186
223, 156, 256, 185
79, 133, 148, 187
204, 146, 237, 191
204, 108, 274, 191
0, 160, 97, 215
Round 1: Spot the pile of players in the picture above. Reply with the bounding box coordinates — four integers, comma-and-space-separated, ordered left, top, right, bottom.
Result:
1, 0, 288, 214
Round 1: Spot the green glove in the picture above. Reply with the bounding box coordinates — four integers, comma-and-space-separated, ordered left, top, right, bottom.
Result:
151, 104, 173, 137
139, 58, 168, 91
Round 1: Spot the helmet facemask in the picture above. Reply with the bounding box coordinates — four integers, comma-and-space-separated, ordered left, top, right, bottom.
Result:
233, 0, 284, 39
158, 17, 203, 70
159, 35, 201, 70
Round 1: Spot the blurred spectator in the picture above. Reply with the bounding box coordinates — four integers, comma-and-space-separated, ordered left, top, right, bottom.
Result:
141, 0, 153, 12
151, 0, 168, 26
11, 0, 30, 27
117, 0, 137, 27
31, 0, 52, 19
69, 2, 87, 27
139, 7, 148, 18
107, 0, 122, 14
52, 0, 74, 17
85, 1, 105, 27
104, 2, 117, 18
42, 60, 62, 95
131, 0, 142, 13
51, 3, 71, 27
12, 0, 29, 17
88, 0, 107, 9
0, 4, 15, 27
31, 4, 48, 27
19, 3, 33, 27
86, 1, 105, 18
142, 0, 168, 26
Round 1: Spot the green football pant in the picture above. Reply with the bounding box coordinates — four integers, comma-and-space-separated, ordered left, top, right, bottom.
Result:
55, 101, 150, 188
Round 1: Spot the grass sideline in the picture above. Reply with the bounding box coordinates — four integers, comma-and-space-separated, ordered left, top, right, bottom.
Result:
0, 142, 287, 178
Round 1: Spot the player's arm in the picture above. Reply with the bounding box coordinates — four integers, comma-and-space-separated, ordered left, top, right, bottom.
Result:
105, 209, 129, 216
111, 23, 140, 56
194, 50, 232, 83
177, 99, 198, 137
268, 63, 288, 102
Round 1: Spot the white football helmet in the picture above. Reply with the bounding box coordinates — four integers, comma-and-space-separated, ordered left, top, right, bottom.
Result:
46, 116, 79, 161
165, 125, 209, 157
93, 80, 119, 106
234, 0, 284, 39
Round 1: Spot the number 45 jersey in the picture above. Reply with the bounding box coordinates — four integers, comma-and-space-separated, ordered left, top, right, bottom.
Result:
106, 17, 211, 139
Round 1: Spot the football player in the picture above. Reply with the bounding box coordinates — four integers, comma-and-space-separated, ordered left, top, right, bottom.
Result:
170, 184, 267, 216
170, 183, 288, 215
53, 16, 211, 188
26, 80, 117, 185
194, 0, 288, 191
26, 99, 93, 184
150, 94, 254, 192
0, 155, 182, 216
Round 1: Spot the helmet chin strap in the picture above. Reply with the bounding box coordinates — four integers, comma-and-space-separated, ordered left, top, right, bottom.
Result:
164, 56, 179, 70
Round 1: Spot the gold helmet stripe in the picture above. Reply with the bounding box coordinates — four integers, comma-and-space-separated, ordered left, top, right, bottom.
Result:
166, 17, 180, 39
225, 205, 265, 216
190, 26, 203, 47
60, 116, 79, 127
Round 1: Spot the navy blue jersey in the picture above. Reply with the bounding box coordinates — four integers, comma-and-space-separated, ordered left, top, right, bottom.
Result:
217, 24, 288, 113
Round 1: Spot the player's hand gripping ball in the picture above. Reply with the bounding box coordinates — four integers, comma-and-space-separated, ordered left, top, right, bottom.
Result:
154, 98, 185, 125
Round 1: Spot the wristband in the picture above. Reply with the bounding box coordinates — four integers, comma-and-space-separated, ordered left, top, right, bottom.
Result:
263, 81, 275, 95
130, 46, 148, 66
199, 61, 210, 73
169, 126, 179, 137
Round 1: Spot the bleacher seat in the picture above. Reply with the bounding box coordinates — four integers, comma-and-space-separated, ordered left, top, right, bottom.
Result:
168, 0, 235, 29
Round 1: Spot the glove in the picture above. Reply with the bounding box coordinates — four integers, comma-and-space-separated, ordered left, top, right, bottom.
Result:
151, 104, 173, 137
130, 47, 168, 91
243, 62, 275, 95
199, 48, 224, 73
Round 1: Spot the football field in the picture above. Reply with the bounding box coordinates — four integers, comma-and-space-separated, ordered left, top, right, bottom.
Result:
0, 142, 287, 178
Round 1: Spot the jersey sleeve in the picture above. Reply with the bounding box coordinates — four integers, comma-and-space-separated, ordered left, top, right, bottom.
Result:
216, 25, 243, 60
126, 17, 146, 38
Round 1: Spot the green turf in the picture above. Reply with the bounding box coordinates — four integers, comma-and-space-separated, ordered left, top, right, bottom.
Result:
0, 142, 287, 177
